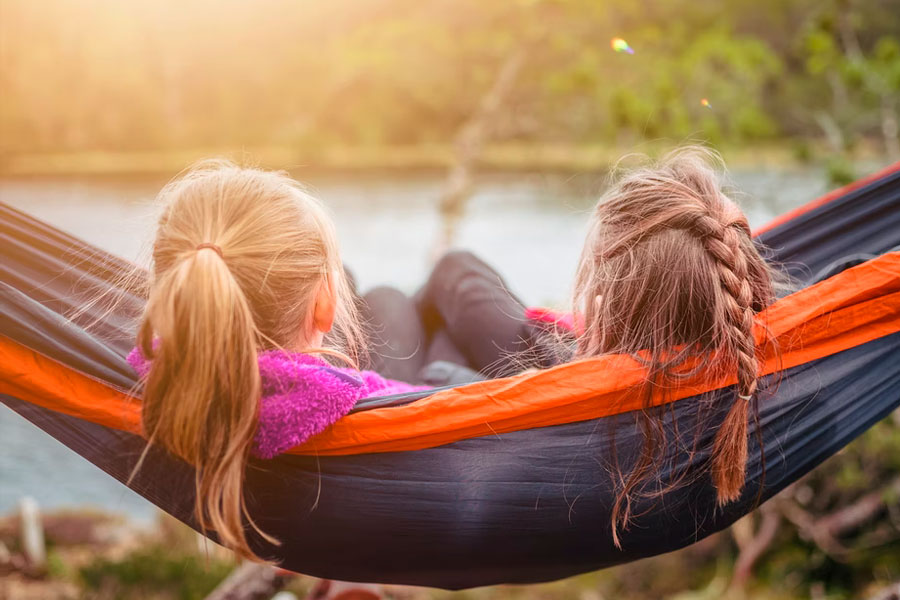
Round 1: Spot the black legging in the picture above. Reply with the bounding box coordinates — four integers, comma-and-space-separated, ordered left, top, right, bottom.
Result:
361, 247, 896, 385
360, 251, 558, 384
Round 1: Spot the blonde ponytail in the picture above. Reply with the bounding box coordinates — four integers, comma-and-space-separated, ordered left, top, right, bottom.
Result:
139, 247, 266, 558
135, 159, 364, 559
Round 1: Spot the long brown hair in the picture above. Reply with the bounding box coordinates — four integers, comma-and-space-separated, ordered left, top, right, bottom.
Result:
573, 147, 777, 545
136, 159, 364, 559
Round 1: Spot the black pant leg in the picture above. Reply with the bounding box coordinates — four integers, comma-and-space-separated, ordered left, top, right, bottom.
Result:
360, 286, 428, 383
419, 250, 552, 377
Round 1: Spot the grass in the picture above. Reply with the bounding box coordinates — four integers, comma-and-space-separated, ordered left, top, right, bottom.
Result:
78, 545, 234, 600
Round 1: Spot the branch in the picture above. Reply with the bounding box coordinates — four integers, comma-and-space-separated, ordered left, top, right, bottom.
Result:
818, 475, 900, 539
880, 96, 900, 161
433, 48, 527, 257
779, 474, 900, 560
780, 499, 851, 558
813, 111, 845, 153
729, 505, 781, 590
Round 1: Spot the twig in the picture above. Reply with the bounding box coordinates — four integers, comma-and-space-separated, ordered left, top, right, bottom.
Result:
779, 474, 900, 560
728, 505, 781, 591
432, 48, 527, 258
817, 475, 900, 539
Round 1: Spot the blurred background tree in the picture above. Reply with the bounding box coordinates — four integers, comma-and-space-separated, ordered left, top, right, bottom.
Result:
1, 0, 898, 170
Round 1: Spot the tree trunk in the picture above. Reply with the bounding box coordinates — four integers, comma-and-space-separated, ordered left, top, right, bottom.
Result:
432, 49, 526, 259
728, 505, 781, 591
881, 95, 899, 161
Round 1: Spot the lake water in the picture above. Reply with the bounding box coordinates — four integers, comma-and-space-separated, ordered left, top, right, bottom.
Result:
0, 167, 833, 521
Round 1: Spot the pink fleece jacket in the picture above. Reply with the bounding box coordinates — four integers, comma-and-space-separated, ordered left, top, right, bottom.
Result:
127, 348, 428, 459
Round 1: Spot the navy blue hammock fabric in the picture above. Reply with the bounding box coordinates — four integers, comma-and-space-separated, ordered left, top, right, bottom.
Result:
1, 164, 900, 589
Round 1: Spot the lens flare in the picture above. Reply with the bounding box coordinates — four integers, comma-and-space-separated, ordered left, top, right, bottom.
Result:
610, 38, 634, 54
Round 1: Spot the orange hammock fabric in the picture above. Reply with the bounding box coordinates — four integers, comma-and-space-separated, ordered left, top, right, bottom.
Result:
3, 250, 899, 456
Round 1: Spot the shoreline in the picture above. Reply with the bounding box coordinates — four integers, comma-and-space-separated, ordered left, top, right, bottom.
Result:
0, 141, 874, 179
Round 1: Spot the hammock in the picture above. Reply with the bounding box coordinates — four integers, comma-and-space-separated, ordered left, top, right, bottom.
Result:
1, 163, 899, 589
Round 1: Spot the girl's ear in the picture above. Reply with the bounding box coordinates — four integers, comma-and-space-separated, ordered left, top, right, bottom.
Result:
312, 273, 336, 334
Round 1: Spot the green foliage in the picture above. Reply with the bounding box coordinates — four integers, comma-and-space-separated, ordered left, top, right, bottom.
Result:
46, 549, 70, 580
78, 545, 233, 600
1, 0, 897, 161
798, 0, 900, 160
826, 156, 856, 186
792, 139, 815, 163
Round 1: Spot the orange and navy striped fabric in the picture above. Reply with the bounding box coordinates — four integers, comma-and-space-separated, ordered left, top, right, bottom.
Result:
2, 249, 898, 456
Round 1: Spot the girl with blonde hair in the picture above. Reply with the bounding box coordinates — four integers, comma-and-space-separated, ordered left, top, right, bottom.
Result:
128, 160, 426, 559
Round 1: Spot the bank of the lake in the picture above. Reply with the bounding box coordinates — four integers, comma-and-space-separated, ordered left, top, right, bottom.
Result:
0, 142, 888, 179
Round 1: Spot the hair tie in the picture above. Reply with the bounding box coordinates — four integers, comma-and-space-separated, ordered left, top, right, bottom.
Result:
738, 393, 753, 402
196, 242, 224, 259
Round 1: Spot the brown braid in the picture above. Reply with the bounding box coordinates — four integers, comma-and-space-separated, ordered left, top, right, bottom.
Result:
572, 146, 779, 545
700, 216, 760, 504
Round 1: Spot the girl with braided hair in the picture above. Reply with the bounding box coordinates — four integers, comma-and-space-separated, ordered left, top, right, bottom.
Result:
572, 146, 777, 543
410, 146, 778, 544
